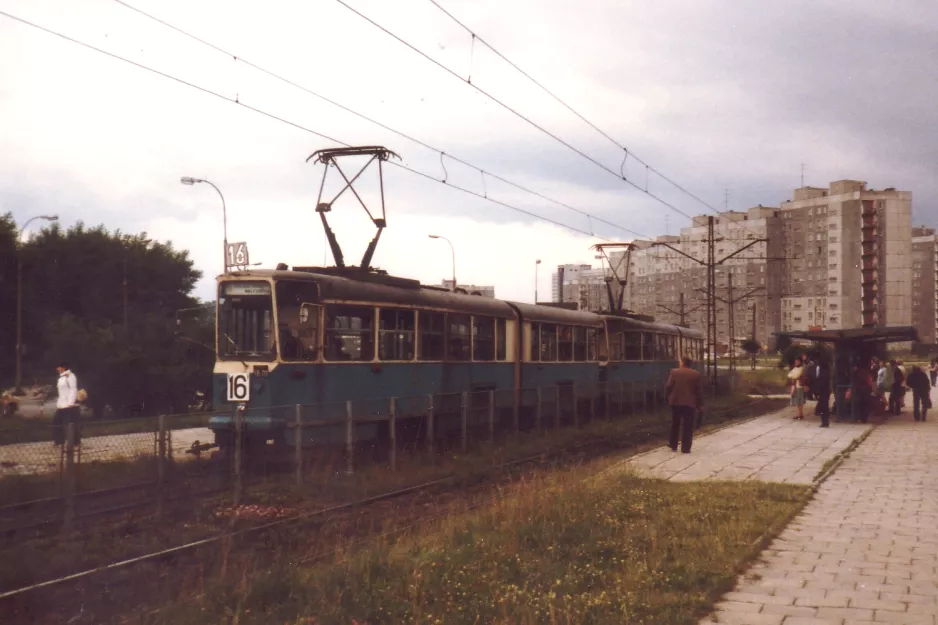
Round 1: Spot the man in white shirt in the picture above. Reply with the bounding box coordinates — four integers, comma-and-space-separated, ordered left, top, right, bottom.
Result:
53, 362, 80, 446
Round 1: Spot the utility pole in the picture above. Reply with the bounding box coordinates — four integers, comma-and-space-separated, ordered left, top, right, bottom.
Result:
728, 272, 735, 373
657, 292, 705, 328
707, 216, 717, 386
751, 300, 757, 371
650, 217, 777, 395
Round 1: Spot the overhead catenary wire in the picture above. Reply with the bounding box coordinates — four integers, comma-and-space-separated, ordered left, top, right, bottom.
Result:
0, 9, 616, 243
424, 0, 768, 241
112, 0, 650, 241
332, 0, 702, 225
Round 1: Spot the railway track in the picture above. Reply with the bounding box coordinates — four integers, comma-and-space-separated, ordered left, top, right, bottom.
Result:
0, 398, 780, 624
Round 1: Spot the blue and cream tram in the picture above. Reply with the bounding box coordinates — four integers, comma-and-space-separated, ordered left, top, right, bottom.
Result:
209, 266, 704, 452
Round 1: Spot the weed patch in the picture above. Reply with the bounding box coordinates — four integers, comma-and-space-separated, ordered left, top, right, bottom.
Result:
156, 470, 808, 625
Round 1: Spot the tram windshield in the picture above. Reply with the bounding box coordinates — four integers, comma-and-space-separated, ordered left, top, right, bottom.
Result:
217, 281, 275, 361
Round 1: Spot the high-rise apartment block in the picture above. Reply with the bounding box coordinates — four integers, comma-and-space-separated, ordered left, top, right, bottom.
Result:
552, 180, 928, 350
911, 227, 938, 345
551, 264, 609, 311
441, 280, 495, 298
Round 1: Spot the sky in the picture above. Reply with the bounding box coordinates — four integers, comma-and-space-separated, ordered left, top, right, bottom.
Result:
2, 0, 937, 304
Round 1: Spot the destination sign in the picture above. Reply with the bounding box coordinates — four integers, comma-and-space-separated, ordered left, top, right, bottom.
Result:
224, 282, 271, 296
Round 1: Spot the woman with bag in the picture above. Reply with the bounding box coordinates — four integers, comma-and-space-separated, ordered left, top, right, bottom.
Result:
788, 357, 807, 420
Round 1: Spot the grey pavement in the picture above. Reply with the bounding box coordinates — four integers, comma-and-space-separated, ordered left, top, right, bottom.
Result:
703, 385, 938, 625
623, 405, 871, 484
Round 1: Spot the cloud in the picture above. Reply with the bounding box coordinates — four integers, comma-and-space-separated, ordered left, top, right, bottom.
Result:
1, 0, 936, 308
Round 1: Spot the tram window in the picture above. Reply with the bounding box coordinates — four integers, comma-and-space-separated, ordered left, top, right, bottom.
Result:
609, 333, 623, 361
496, 318, 507, 361
276, 280, 321, 361
324, 305, 374, 361
418, 311, 445, 360
378, 309, 415, 361
657, 335, 669, 359
448, 314, 471, 361
473, 316, 495, 361
218, 281, 275, 361
573, 327, 587, 361
624, 332, 642, 360
540, 324, 557, 361
586, 328, 597, 361
529, 323, 540, 362
558, 326, 574, 362
669, 335, 676, 359
642, 332, 656, 360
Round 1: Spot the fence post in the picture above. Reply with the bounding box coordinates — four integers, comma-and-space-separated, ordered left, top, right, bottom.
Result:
536, 386, 543, 435
488, 390, 495, 443
460, 392, 468, 453
426, 395, 435, 457
294, 404, 303, 486
589, 382, 596, 422
513, 391, 520, 436
63, 422, 76, 533
573, 383, 580, 428
389, 397, 397, 472
233, 404, 243, 507
157, 414, 166, 518
554, 386, 561, 430
605, 382, 611, 420
346, 400, 355, 476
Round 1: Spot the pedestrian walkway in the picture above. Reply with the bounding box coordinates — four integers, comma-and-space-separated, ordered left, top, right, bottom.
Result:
703, 386, 938, 624
624, 406, 870, 484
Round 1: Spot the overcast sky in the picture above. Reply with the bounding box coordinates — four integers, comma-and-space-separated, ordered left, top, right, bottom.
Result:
2, 0, 936, 303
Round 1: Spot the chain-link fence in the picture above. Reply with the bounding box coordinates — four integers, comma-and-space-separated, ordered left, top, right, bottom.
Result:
0, 377, 727, 537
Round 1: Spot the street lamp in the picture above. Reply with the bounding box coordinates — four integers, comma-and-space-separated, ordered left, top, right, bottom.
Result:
15, 214, 58, 394
535, 259, 541, 304
181, 177, 228, 274
429, 234, 456, 291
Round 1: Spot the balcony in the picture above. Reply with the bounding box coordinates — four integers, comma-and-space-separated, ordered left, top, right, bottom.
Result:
861, 201, 877, 217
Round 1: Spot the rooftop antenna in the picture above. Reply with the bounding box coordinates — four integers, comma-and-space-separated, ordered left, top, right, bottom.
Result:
800, 162, 804, 188
306, 145, 401, 271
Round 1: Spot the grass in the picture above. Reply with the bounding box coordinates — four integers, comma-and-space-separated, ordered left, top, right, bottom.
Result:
738, 368, 788, 396
0, 395, 785, 611
149, 468, 810, 625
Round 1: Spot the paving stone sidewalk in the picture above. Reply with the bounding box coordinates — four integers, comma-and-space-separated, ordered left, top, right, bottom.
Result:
704, 386, 938, 625
624, 405, 871, 484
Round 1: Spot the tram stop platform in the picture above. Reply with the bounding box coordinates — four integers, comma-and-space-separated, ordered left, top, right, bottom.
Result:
618, 381, 938, 624
622, 404, 871, 485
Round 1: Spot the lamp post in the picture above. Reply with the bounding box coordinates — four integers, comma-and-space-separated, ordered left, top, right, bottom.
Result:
15, 214, 58, 394
181, 177, 227, 274
535, 259, 541, 303
429, 234, 456, 291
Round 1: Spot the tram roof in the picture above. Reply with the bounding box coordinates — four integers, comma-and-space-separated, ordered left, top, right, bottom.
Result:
220, 268, 696, 333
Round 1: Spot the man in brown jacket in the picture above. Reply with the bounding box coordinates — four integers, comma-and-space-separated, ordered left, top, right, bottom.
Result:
666, 356, 705, 453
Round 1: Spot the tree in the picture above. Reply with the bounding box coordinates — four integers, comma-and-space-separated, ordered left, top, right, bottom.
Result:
741, 338, 761, 355
3, 221, 211, 416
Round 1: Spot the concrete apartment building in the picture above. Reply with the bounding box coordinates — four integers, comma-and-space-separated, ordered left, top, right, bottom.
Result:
624, 207, 783, 352
911, 227, 938, 345
555, 180, 917, 352
551, 264, 609, 311
777, 181, 911, 333
441, 280, 495, 298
